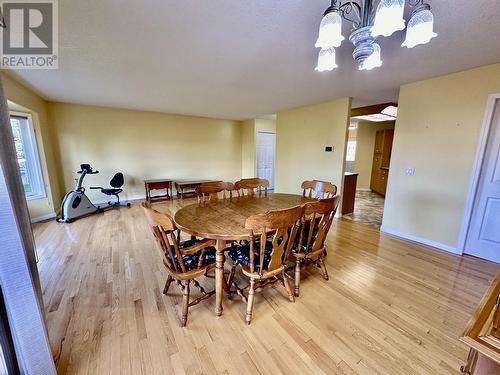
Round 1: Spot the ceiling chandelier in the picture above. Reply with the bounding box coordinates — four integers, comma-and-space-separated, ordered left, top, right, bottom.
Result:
315, 0, 437, 72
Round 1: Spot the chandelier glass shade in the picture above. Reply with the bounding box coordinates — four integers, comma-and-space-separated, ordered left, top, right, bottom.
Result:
371, 0, 406, 37
359, 43, 382, 70
315, 10, 345, 49
314, 0, 436, 72
402, 4, 437, 48
315, 47, 338, 72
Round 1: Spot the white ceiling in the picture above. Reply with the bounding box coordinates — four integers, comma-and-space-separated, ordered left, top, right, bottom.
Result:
9, 0, 500, 120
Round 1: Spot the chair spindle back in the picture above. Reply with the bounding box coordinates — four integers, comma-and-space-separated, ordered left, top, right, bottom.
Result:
235, 178, 269, 197
142, 202, 188, 273
195, 181, 237, 203
244, 205, 303, 274
301, 180, 337, 199
298, 196, 340, 253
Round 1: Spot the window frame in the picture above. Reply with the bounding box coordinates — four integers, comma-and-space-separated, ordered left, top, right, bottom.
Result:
9, 111, 46, 201
345, 137, 357, 162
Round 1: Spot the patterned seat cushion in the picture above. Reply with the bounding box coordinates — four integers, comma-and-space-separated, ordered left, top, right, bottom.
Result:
228, 240, 274, 271
291, 243, 307, 254
293, 220, 319, 254
169, 239, 216, 271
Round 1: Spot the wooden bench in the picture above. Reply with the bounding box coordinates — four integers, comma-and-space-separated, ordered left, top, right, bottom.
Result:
174, 180, 214, 199
144, 179, 173, 202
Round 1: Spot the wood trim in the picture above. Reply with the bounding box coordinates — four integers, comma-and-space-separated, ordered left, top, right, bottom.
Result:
460, 271, 500, 364
351, 102, 398, 117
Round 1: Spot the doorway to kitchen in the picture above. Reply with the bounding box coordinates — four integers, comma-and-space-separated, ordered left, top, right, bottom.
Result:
342, 103, 397, 228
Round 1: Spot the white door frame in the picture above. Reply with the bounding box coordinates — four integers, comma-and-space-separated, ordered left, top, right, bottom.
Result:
255, 131, 276, 188
457, 93, 500, 254
0, 81, 56, 373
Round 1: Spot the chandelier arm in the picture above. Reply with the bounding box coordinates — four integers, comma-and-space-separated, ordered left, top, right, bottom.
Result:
339, 1, 362, 29
363, 0, 376, 28
407, 0, 424, 6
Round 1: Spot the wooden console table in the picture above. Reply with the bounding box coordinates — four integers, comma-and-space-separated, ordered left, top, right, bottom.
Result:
342, 172, 358, 215
144, 179, 173, 202
174, 180, 212, 199
460, 270, 500, 374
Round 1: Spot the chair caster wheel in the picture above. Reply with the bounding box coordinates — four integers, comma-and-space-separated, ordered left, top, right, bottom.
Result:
127, 203, 131, 207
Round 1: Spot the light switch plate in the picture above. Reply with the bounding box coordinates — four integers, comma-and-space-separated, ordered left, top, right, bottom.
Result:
404, 167, 415, 176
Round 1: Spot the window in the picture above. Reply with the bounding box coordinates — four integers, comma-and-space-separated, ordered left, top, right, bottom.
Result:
10, 114, 46, 200
346, 138, 357, 162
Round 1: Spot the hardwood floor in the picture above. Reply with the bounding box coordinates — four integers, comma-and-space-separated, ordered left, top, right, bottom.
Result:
33, 198, 498, 374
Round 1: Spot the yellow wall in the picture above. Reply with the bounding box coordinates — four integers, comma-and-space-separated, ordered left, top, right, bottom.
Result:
276, 97, 351, 195
47, 102, 243, 202
241, 120, 256, 178
348, 127, 357, 138
383, 63, 500, 250
354, 121, 395, 189
255, 119, 276, 133
2, 73, 61, 220
241, 118, 276, 178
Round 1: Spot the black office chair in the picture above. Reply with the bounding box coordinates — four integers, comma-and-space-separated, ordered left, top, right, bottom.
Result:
91, 172, 131, 208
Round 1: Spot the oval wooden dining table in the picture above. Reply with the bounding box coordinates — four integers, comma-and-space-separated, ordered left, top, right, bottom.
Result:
174, 193, 312, 316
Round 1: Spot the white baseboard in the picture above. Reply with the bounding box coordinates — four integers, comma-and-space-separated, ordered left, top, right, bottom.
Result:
40, 195, 145, 223
92, 194, 145, 205
380, 226, 462, 255
356, 188, 372, 192
56, 192, 179, 210
30, 212, 56, 223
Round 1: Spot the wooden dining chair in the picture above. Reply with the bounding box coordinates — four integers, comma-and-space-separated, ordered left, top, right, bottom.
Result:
301, 180, 337, 199
227, 205, 303, 324
291, 196, 340, 297
235, 178, 269, 197
141, 202, 217, 327
195, 181, 237, 203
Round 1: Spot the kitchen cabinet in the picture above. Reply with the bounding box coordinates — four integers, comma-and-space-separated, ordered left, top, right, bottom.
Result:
370, 129, 394, 196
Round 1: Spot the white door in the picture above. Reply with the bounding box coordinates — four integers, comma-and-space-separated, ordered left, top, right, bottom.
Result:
256, 132, 276, 189
465, 99, 500, 263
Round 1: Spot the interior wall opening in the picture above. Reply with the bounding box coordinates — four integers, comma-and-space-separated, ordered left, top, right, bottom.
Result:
342, 102, 397, 228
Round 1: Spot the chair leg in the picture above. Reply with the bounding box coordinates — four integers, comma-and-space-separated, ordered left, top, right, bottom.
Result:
163, 275, 173, 295
181, 280, 190, 327
227, 265, 236, 299
318, 253, 329, 281
283, 272, 295, 303
294, 259, 301, 297
245, 279, 255, 325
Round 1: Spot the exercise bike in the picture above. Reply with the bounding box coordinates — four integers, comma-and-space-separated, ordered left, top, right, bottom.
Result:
57, 164, 130, 223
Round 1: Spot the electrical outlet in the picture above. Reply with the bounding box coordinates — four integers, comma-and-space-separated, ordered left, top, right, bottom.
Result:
404, 167, 415, 176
